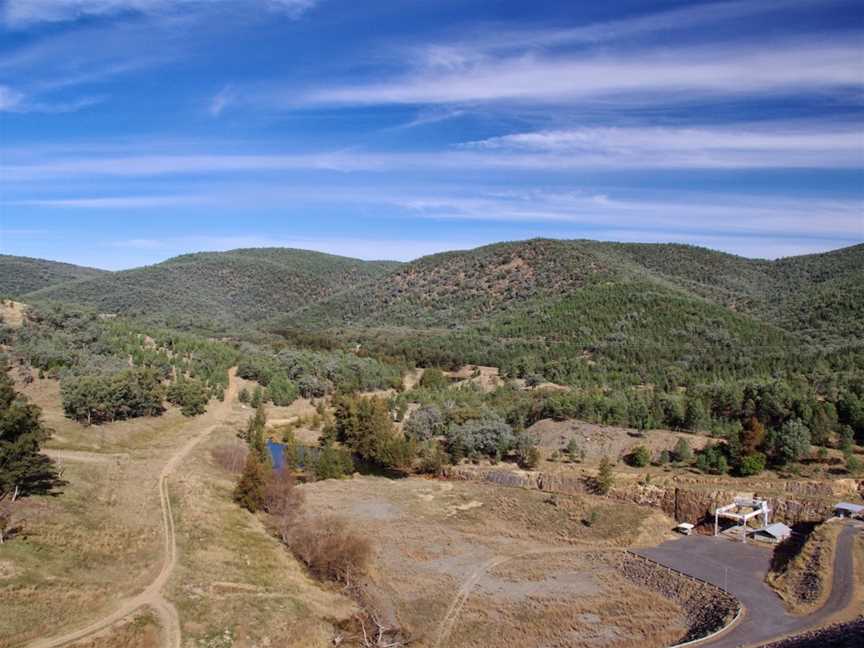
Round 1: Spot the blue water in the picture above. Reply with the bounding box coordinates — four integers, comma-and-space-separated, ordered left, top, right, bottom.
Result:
267, 440, 285, 470
267, 440, 320, 470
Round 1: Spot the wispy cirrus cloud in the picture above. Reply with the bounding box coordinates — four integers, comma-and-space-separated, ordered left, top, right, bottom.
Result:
463, 123, 864, 168
408, 0, 836, 66
209, 84, 236, 117
2, 0, 320, 28
388, 189, 864, 241
296, 38, 863, 108
10, 182, 862, 245
2, 120, 861, 181
12, 195, 208, 208
0, 84, 24, 110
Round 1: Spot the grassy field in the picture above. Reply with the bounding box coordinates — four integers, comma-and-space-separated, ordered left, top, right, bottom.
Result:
299, 475, 682, 648
0, 373, 352, 648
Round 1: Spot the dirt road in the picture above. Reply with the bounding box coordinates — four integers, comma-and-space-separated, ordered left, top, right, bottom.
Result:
26, 370, 240, 648
636, 520, 862, 648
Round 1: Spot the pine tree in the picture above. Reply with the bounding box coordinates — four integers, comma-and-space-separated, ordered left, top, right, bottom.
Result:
1, 366, 63, 502
595, 457, 615, 495
233, 453, 268, 512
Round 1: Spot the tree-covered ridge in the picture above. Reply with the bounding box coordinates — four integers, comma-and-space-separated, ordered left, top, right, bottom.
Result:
0, 255, 108, 298
23, 248, 401, 332
282, 239, 619, 328
279, 239, 863, 345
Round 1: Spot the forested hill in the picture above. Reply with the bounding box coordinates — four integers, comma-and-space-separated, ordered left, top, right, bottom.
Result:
280, 239, 863, 337
274, 239, 863, 387
0, 254, 108, 297
23, 248, 401, 331
9, 239, 862, 385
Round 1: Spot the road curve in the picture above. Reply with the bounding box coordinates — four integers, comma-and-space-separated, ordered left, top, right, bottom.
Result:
26, 370, 239, 648
637, 520, 861, 648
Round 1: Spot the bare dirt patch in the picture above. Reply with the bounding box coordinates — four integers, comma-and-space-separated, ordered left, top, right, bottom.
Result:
528, 418, 714, 463
0, 301, 25, 328
299, 476, 686, 648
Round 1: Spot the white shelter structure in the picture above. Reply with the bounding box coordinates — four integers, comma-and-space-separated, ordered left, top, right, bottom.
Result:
751, 522, 792, 544
834, 502, 864, 519
714, 497, 771, 542
675, 523, 695, 536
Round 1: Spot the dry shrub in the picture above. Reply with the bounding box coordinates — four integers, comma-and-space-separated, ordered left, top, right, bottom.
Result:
211, 444, 248, 474
288, 516, 371, 586
263, 468, 305, 543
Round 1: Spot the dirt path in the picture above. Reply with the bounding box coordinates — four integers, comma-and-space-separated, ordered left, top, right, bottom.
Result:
27, 370, 240, 648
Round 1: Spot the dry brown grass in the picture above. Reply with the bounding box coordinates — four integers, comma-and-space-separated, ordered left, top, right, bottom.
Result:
288, 516, 371, 587
63, 613, 160, 648
0, 301, 25, 329
767, 521, 843, 614
298, 476, 684, 648
168, 412, 357, 648
0, 373, 354, 648
211, 444, 248, 474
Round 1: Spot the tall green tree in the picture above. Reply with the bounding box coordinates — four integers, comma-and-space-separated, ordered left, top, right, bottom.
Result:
0, 366, 63, 502
595, 457, 615, 495
769, 419, 811, 465
233, 453, 268, 512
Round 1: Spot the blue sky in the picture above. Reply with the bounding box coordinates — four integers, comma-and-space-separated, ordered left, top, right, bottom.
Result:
0, 0, 862, 270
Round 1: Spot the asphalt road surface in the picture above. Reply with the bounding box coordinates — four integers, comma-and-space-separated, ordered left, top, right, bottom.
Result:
635, 520, 861, 648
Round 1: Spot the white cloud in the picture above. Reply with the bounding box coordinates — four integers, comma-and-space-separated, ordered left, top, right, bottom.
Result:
209, 85, 236, 117
0, 84, 103, 113
10, 183, 862, 248
386, 190, 864, 241
0, 84, 24, 110
463, 124, 864, 168
13, 195, 208, 208
2, 123, 861, 182
297, 39, 863, 107
2, 0, 320, 27
414, 0, 838, 62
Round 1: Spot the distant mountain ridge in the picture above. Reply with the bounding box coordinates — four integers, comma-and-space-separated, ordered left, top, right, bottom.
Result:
6, 240, 862, 384
269, 239, 863, 386
0, 254, 108, 298
280, 239, 863, 342
21, 247, 401, 330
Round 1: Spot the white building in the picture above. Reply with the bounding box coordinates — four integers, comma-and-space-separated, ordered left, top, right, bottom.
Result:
834, 502, 864, 519
751, 522, 792, 545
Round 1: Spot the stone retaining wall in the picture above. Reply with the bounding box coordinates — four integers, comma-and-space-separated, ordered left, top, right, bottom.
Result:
758, 617, 864, 647
612, 552, 739, 644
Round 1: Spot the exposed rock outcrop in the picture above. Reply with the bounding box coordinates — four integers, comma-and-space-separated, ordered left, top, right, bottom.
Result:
444, 465, 863, 528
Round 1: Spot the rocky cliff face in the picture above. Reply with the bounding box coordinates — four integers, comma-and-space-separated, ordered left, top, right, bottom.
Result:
444, 465, 863, 528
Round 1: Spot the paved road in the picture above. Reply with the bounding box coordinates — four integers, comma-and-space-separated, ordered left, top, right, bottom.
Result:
635, 521, 861, 648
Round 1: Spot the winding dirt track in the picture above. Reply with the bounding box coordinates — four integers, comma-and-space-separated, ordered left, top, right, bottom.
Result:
27, 370, 239, 648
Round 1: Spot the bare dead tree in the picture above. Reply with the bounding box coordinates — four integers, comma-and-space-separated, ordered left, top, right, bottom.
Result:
263, 468, 305, 544
355, 612, 410, 648
211, 444, 248, 474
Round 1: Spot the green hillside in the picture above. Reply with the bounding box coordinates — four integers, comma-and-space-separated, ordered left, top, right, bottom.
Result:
0, 254, 108, 297
25, 248, 401, 332
274, 239, 863, 387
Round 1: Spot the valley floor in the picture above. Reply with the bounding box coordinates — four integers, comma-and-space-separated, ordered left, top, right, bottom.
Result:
1, 373, 862, 648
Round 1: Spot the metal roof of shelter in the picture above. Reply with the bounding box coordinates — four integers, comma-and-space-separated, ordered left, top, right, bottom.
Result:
759, 523, 792, 538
